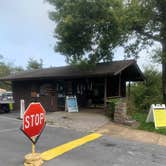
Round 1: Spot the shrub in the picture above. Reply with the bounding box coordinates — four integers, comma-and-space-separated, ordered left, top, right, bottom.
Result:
107, 98, 120, 119
130, 67, 162, 112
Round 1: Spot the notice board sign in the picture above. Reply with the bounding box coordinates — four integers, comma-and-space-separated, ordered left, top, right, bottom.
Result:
65, 96, 78, 112
146, 104, 166, 129
154, 109, 166, 128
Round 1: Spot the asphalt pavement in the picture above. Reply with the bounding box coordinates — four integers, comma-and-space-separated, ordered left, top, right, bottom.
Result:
0, 113, 166, 166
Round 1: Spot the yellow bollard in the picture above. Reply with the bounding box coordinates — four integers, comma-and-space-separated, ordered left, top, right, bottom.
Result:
32, 142, 35, 154
24, 138, 44, 166
24, 153, 44, 166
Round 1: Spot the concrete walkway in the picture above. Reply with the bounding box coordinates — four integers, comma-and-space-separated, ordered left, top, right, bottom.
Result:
46, 110, 109, 132
97, 122, 166, 147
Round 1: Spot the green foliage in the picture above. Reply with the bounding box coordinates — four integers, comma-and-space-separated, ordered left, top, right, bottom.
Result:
0, 64, 12, 90
70, 59, 97, 71
151, 48, 162, 64
130, 67, 162, 112
47, 0, 165, 62
26, 58, 43, 70
47, 0, 131, 64
106, 98, 120, 119
11, 66, 24, 73
0, 55, 24, 90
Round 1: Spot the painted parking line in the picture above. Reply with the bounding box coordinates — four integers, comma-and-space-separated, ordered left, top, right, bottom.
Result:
0, 128, 18, 133
41, 133, 102, 161
0, 115, 20, 122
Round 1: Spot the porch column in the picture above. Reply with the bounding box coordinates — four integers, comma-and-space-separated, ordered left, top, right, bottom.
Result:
128, 81, 131, 99
118, 73, 121, 97
104, 76, 107, 112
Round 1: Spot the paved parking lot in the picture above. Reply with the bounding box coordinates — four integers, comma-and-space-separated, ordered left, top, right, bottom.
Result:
0, 114, 86, 166
0, 113, 166, 166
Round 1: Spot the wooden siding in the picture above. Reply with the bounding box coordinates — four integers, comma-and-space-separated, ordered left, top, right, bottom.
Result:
12, 81, 57, 112
12, 75, 127, 111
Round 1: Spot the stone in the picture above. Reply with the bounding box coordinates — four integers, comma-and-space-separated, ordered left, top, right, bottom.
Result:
114, 102, 128, 124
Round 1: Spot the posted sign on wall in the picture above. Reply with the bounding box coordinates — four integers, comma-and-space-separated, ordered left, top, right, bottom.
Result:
21, 102, 46, 144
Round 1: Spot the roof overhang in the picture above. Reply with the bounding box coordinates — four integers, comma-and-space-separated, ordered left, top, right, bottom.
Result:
0, 60, 144, 82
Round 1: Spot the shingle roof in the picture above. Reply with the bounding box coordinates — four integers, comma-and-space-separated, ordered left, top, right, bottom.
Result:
0, 60, 144, 81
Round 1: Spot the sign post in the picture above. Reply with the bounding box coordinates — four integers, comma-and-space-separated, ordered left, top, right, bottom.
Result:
20, 102, 46, 165
32, 137, 35, 154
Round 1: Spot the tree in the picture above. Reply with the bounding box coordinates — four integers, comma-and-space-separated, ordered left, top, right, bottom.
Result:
47, 0, 128, 64
0, 64, 11, 90
125, 0, 166, 104
131, 68, 162, 111
47, 0, 166, 103
26, 58, 43, 70
0, 55, 24, 90
11, 66, 24, 73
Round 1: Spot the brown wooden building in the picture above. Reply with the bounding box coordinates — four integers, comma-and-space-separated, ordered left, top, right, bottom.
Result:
0, 60, 144, 111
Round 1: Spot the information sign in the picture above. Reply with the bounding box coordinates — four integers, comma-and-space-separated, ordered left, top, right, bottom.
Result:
65, 96, 78, 112
146, 104, 166, 129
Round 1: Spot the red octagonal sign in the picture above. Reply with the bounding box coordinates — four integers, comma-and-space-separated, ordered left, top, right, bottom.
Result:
21, 102, 46, 143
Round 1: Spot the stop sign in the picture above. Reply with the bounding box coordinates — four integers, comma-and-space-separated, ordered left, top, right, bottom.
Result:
22, 102, 46, 139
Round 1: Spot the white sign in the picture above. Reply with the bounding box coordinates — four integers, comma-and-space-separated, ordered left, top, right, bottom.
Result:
65, 96, 78, 112
146, 104, 165, 123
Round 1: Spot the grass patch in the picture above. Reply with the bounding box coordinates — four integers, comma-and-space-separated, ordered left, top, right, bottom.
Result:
132, 112, 166, 135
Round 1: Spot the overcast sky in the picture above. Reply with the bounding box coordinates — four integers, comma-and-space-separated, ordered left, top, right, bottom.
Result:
0, 0, 66, 68
0, 0, 161, 70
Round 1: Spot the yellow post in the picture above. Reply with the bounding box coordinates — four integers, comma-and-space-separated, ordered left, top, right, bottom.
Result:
32, 137, 35, 154
24, 137, 44, 165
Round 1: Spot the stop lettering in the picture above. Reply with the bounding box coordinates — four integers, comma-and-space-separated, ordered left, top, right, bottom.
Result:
24, 113, 44, 129
22, 102, 46, 138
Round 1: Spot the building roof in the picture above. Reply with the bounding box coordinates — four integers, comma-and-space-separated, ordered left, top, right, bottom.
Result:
0, 60, 144, 81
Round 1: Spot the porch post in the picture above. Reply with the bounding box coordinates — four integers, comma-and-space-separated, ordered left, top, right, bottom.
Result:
104, 76, 107, 112
118, 73, 121, 97
128, 81, 131, 99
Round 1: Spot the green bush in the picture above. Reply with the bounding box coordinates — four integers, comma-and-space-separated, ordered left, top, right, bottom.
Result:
130, 67, 162, 112
107, 98, 120, 119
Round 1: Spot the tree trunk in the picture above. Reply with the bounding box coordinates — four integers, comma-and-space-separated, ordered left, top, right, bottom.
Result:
161, 42, 166, 104
160, 4, 166, 104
